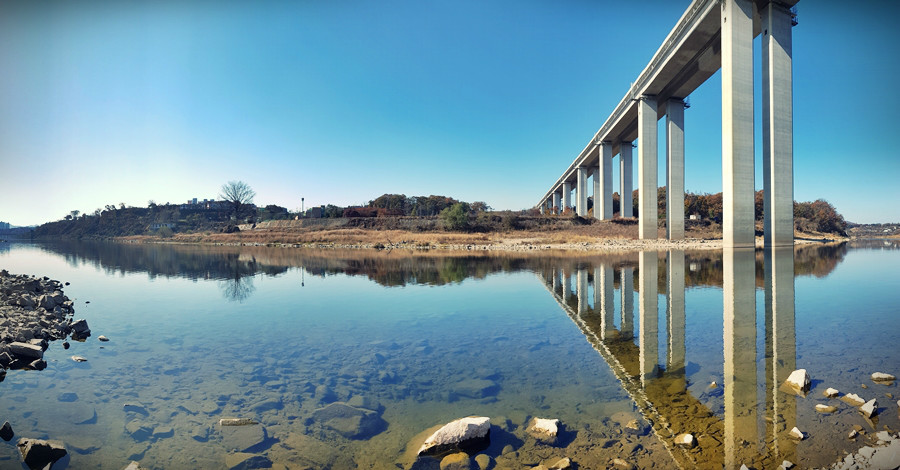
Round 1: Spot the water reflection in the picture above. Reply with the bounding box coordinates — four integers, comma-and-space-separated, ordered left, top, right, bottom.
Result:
537, 247, 828, 469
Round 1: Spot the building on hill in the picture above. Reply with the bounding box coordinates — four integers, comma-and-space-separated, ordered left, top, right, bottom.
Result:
0, 222, 10, 230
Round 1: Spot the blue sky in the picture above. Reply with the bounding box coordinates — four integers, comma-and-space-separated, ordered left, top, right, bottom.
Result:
1, 0, 898, 226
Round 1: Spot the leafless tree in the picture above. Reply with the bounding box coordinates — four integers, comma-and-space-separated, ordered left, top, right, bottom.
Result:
220, 180, 256, 220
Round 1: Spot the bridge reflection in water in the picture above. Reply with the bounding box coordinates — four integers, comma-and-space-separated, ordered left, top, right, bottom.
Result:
539, 248, 797, 470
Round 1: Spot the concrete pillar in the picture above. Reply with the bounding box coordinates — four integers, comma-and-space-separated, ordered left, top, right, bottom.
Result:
552, 191, 561, 215
576, 167, 588, 217
638, 96, 658, 239
597, 142, 613, 220
620, 143, 633, 218
722, 0, 756, 248
595, 264, 615, 340
620, 266, 634, 337
762, 2, 794, 248
765, 247, 796, 462
666, 99, 685, 240
592, 166, 601, 218
723, 247, 757, 469
666, 250, 686, 373
638, 251, 659, 384
577, 268, 589, 314
562, 182, 572, 213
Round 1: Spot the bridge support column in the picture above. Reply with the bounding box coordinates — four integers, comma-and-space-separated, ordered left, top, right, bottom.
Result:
552, 191, 561, 215
620, 143, 633, 218
762, 1, 794, 247
638, 251, 659, 384
638, 96, 658, 239
666, 99, 685, 240
596, 142, 613, 220
723, 247, 758, 468
666, 250, 685, 373
722, 0, 756, 248
620, 266, 634, 337
576, 167, 588, 217
562, 182, 572, 213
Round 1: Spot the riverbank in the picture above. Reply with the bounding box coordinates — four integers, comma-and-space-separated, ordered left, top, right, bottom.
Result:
116, 217, 847, 254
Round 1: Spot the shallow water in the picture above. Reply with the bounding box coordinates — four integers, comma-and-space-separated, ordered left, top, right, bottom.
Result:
0, 240, 897, 469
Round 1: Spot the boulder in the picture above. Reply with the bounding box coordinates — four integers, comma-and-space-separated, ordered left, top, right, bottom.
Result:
674, 433, 695, 448
780, 369, 810, 397
823, 387, 840, 398
312, 402, 386, 439
860, 398, 877, 418
872, 372, 896, 382
841, 393, 866, 407
225, 452, 273, 470
16, 438, 67, 470
418, 416, 491, 456
9, 342, 43, 359
527, 417, 561, 445
0, 421, 13, 441
439, 452, 473, 470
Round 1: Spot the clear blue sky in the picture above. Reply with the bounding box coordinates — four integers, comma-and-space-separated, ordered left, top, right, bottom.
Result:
1, 0, 898, 226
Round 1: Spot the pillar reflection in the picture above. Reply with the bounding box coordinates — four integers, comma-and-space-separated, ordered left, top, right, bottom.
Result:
638, 251, 659, 384
620, 266, 634, 338
666, 250, 686, 374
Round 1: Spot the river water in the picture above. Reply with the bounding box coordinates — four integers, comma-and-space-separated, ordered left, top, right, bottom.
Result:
0, 240, 897, 469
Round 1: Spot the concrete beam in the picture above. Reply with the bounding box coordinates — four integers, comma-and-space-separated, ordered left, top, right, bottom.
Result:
620, 143, 633, 218
666, 99, 685, 240
722, 0, 756, 248
638, 96, 659, 239
762, 1, 794, 247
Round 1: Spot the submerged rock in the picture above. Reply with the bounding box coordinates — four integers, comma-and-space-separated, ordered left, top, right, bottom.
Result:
451, 379, 499, 399
312, 402, 386, 439
219, 422, 267, 452
16, 438, 67, 470
418, 416, 491, 456
439, 452, 472, 470
218, 418, 258, 426
780, 369, 811, 397
225, 452, 272, 470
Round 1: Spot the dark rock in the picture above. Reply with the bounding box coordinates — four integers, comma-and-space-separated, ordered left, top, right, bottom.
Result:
225, 452, 273, 470
220, 423, 267, 452
16, 438, 67, 470
0, 421, 13, 441
9, 342, 43, 359
312, 402, 386, 439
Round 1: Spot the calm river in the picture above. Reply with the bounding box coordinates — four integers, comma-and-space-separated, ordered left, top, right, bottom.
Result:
0, 240, 897, 469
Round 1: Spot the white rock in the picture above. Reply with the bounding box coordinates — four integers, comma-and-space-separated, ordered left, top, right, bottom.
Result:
529, 418, 559, 437
872, 372, 896, 382
780, 460, 794, 469
783, 369, 811, 395
848, 429, 858, 439
876, 430, 894, 442
868, 439, 900, 469
70, 356, 87, 363
841, 393, 866, 407
418, 416, 490, 455
824, 387, 840, 398
740, 465, 750, 470
860, 398, 877, 418
789, 427, 805, 440
674, 433, 695, 448
815, 404, 838, 413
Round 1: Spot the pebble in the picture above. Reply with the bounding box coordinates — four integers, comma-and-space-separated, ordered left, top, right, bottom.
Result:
815, 404, 838, 413
824, 387, 840, 398
98, 335, 109, 342
789, 427, 805, 440
71, 355, 87, 362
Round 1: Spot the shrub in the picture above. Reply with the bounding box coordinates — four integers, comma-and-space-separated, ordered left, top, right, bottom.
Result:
440, 203, 471, 231
156, 226, 174, 238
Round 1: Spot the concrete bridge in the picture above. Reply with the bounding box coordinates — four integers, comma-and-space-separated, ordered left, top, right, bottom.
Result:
538, 248, 798, 469
537, 0, 797, 248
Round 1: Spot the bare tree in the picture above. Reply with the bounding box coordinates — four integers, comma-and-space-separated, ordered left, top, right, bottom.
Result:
220, 180, 256, 220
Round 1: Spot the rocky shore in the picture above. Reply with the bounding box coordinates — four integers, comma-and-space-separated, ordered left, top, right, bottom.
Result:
0, 270, 93, 469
